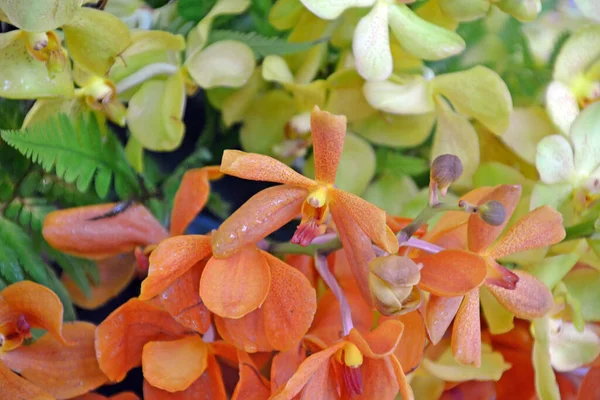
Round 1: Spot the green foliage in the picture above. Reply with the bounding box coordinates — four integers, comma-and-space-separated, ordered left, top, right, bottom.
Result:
209, 30, 326, 57
177, 0, 217, 22
375, 149, 430, 178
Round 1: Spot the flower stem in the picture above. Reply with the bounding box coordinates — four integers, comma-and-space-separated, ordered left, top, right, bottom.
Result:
397, 202, 463, 243
314, 253, 353, 336
400, 237, 444, 254
115, 63, 179, 94
269, 235, 342, 256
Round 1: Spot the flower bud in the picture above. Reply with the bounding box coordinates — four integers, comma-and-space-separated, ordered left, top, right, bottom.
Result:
479, 200, 506, 226
431, 154, 463, 189
369, 255, 423, 316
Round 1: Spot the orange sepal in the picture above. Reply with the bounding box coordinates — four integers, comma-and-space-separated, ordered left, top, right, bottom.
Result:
386, 216, 427, 237
451, 289, 481, 367
214, 311, 273, 353
440, 381, 495, 400
354, 357, 401, 400
485, 270, 554, 319
390, 355, 415, 400
467, 184, 522, 253
332, 188, 399, 254
170, 167, 222, 236
0, 322, 108, 399
349, 319, 404, 358
271, 343, 307, 393
284, 254, 318, 288
200, 246, 271, 319
495, 348, 535, 400
211, 185, 307, 258
95, 299, 190, 382
415, 250, 487, 296
142, 335, 208, 392
72, 393, 140, 400
425, 295, 462, 345
161, 261, 211, 333
210, 340, 239, 368
232, 351, 271, 400
310, 106, 347, 184
143, 353, 227, 400
63, 253, 136, 310
43, 204, 168, 259
0, 361, 54, 400
1, 280, 65, 344
221, 150, 314, 187
487, 205, 566, 259
578, 367, 600, 400
391, 311, 426, 373
140, 235, 212, 300
261, 252, 317, 351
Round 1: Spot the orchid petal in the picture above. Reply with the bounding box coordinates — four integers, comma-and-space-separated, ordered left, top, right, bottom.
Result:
529, 182, 573, 210
562, 268, 600, 322
262, 55, 294, 84
578, 367, 600, 400
548, 320, 600, 372
393, 311, 426, 373
269, 0, 305, 30
438, 0, 489, 22
141, 235, 212, 300
546, 81, 580, 135
0, 361, 53, 400
425, 295, 462, 345
425, 343, 511, 381
200, 247, 271, 319
364, 174, 419, 216
501, 106, 556, 164
452, 289, 481, 367
300, 0, 375, 19
570, 101, 600, 175
0, 0, 80, 32
350, 319, 404, 358
211, 185, 307, 258
553, 26, 600, 82
310, 106, 348, 185
359, 357, 404, 400
414, 250, 487, 297
485, 270, 554, 319
480, 285, 514, 335
363, 77, 434, 115
354, 111, 435, 148
271, 344, 307, 393
352, 1, 393, 81
214, 311, 273, 353
487, 206, 565, 259
574, 0, 600, 21
232, 351, 271, 400
221, 68, 265, 127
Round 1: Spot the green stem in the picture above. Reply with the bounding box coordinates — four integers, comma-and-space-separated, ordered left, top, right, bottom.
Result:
397, 202, 462, 242
564, 218, 598, 241
269, 236, 342, 256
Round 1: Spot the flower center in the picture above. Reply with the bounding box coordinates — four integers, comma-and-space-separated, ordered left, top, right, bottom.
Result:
336, 343, 364, 396
0, 314, 31, 352
291, 185, 332, 246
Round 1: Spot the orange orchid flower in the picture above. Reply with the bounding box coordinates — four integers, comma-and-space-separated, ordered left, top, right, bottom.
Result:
73, 393, 140, 400
95, 298, 238, 399
0, 281, 107, 399
416, 184, 565, 367
211, 106, 398, 304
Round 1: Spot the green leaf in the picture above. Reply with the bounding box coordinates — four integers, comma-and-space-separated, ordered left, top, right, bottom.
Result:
44, 243, 98, 299
563, 268, 600, 322
42, 263, 76, 321
0, 239, 26, 283
178, 0, 217, 21
4, 198, 56, 232
206, 192, 232, 220
1, 114, 140, 199
532, 318, 561, 400
0, 98, 27, 130
208, 30, 325, 57
375, 149, 430, 178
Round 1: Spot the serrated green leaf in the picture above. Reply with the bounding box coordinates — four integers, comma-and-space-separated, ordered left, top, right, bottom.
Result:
178, 0, 217, 21
42, 263, 76, 321
5, 198, 56, 232
1, 114, 140, 199
209, 29, 325, 57
376, 149, 430, 177
0, 240, 26, 283
0, 98, 27, 130
46, 245, 96, 299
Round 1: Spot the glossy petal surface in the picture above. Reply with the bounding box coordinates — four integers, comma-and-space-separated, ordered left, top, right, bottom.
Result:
415, 250, 487, 296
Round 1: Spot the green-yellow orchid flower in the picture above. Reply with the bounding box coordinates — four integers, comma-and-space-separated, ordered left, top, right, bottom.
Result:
436, 0, 541, 22
0, 0, 82, 32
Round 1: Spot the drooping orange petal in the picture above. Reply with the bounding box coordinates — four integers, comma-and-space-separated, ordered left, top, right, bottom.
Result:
271, 343, 307, 393
284, 254, 318, 288
495, 348, 535, 400
310, 106, 347, 185
0, 322, 108, 399
350, 320, 404, 359
170, 167, 220, 236
210, 340, 239, 368
485, 270, 554, 319
214, 311, 273, 353
390, 354, 415, 400
200, 247, 271, 319
221, 150, 315, 187
0, 361, 54, 400
414, 250, 487, 296
143, 354, 227, 400
332, 188, 399, 254
487, 205, 566, 259
95, 299, 190, 382
578, 367, 600, 400
451, 289, 481, 367
43, 203, 168, 259
161, 261, 211, 334
63, 253, 136, 310
142, 335, 208, 392
232, 351, 271, 400
270, 342, 345, 400
1, 280, 65, 343
425, 295, 462, 345
261, 251, 317, 351
211, 185, 307, 258
330, 203, 377, 306
467, 184, 522, 253
140, 235, 212, 300
390, 311, 426, 373
356, 357, 400, 400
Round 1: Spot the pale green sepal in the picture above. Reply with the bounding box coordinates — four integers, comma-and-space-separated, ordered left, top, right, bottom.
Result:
262, 55, 295, 84
480, 286, 515, 335
299, 0, 375, 20
524, 254, 579, 290
438, 0, 490, 22
554, 282, 585, 332
502, 106, 556, 164
563, 268, 600, 321
269, 0, 305, 30
548, 319, 600, 372
569, 102, 600, 176
0, 0, 81, 32
352, 1, 392, 81
22, 98, 85, 128
546, 81, 579, 135
532, 317, 561, 400
125, 135, 144, 173
529, 182, 572, 210
535, 135, 575, 185
222, 68, 265, 127
574, 0, 600, 22
494, 0, 541, 22
363, 77, 434, 115
473, 162, 527, 188
363, 174, 418, 216
553, 26, 600, 82
353, 112, 435, 148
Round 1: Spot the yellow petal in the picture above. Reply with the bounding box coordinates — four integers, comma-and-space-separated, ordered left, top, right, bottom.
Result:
546, 81, 579, 135
300, 0, 375, 19
0, 0, 80, 32
353, 112, 436, 148
262, 55, 295, 84
501, 106, 556, 164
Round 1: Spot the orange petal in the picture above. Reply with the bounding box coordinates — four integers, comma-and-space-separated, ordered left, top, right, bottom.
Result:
390, 355, 415, 400
0, 321, 108, 399
232, 351, 271, 400
72, 393, 140, 400
332, 188, 399, 253
467, 184, 522, 253
43, 203, 168, 259
495, 348, 535, 400
210, 340, 239, 368
142, 335, 208, 392
391, 311, 426, 373
221, 150, 314, 187
415, 250, 487, 296
451, 289, 481, 367
284, 254, 318, 288
140, 235, 212, 300
270, 342, 345, 400
161, 261, 211, 334
95, 299, 190, 382
357, 357, 401, 400
485, 270, 554, 319
386, 216, 427, 237
310, 106, 347, 184
211, 185, 307, 258
271, 343, 307, 393
200, 247, 271, 319
330, 203, 377, 306
425, 295, 462, 345
440, 381, 495, 400
170, 168, 215, 236
63, 253, 136, 310
143, 354, 227, 400
1, 280, 65, 344
261, 252, 317, 351
487, 205, 566, 259
0, 361, 54, 400
350, 319, 404, 358
214, 311, 273, 353
578, 367, 600, 400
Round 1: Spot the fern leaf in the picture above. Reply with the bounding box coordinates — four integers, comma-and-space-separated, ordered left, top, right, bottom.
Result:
5, 197, 56, 231
1, 113, 140, 199
43, 263, 76, 321
209, 30, 325, 57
